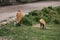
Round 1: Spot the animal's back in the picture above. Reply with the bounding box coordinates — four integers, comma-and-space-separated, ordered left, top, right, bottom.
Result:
16, 12, 22, 22
39, 19, 46, 25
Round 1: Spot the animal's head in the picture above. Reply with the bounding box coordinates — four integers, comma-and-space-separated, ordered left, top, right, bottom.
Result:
18, 10, 21, 12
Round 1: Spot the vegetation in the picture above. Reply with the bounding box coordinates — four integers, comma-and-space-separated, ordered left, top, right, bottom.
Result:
0, 6, 60, 40
21, 6, 60, 26
0, 23, 60, 40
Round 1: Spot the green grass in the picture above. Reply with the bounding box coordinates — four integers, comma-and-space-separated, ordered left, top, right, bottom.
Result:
0, 6, 60, 40
0, 23, 60, 40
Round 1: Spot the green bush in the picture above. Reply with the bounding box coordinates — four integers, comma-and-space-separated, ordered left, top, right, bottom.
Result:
41, 7, 51, 14
48, 6, 53, 10
20, 6, 60, 26
29, 10, 38, 16
54, 19, 60, 24
54, 6, 60, 14
21, 15, 34, 26
33, 16, 41, 22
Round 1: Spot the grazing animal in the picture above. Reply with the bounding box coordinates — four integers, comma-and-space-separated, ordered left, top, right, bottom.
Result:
16, 10, 23, 26
39, 19, 46, 29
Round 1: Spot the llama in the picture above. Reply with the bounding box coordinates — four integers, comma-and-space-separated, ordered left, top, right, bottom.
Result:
16, 10, 23, 26
39, 19, 46, 29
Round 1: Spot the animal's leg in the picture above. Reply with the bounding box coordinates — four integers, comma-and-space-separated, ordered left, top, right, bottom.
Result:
42, 24, 46, 29
42, 24, 44, 29
40, 23, 43, 29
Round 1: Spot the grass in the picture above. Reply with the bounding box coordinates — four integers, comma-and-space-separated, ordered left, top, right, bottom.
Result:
0, 23, 60, 40
0, 6, 60, 40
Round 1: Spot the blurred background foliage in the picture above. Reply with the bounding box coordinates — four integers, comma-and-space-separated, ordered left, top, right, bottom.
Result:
21, 6, 60, 26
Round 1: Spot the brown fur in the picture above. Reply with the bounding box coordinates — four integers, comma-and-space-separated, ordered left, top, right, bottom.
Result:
16, 10, 22, 23
39, 19, 46, 29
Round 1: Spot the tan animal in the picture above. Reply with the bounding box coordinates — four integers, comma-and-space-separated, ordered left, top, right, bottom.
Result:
39, 19, 46, 29
16, 10, 23, 26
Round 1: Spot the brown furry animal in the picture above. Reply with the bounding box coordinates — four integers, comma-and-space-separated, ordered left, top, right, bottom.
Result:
39, 19, 46, 29
16, 10, 23, 26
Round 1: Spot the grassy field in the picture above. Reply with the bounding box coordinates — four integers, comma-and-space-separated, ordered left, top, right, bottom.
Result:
0, 6, 60, 40
0, 23, 60, 40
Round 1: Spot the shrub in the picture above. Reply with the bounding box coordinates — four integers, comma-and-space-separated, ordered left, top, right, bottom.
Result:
54, 19, 60, 24
55, 6, 60, 14
20, 6, 60, 26
48, 6, 53, 10
21, 15, 34, 26
29, 10, 38, 16
41, 7, 51, 14
33, 16, 41, 22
